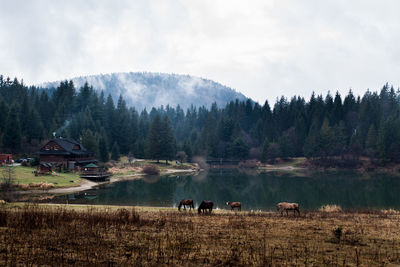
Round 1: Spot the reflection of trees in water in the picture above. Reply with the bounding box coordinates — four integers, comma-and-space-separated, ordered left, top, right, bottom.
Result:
142, 175, 160, 184
83, 170, 400, 210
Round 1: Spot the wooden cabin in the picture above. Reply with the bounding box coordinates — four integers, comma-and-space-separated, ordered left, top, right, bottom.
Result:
37, 138, 97, 170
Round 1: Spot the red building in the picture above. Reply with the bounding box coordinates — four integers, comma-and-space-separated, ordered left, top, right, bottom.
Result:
37, 138, 97, 169
0, 154, 12, 164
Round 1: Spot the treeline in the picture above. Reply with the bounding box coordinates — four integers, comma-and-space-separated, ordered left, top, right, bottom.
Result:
0, 75, 399, 164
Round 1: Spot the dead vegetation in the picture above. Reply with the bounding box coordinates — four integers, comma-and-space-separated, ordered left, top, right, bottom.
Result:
142, 165, 160, 175
1, 204, 400, 266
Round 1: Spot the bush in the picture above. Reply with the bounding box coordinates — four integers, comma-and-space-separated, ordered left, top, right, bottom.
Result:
0, 166, 15, 191
332, 226, 343, 242
319, 204, 342, 212
30, 157, 40, 167
238, 159, 259, 168
142, 165, 160, 175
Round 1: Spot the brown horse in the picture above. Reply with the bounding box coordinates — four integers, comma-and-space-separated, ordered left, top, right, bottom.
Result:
226, 201, 241, 211
198, 200, 213, 214
276, 202, 300, 216
178, 199, 194, 211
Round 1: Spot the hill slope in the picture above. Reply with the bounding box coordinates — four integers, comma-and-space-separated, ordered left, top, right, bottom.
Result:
40, 72, 248, 110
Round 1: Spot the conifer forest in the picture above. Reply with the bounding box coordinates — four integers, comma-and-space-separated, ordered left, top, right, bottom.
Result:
0, 75, 399, 165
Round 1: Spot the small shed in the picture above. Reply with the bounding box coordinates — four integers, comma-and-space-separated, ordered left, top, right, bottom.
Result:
40, 163, 53, 172
80, 163, 111, 182
0, 154, 12, 164
36, 162, 54, 176
83, 163, 99, 172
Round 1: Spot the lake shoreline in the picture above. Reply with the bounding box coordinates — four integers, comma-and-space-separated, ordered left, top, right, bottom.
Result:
12, 168, 202, 196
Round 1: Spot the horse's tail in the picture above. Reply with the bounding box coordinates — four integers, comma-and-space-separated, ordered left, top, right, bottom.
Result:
198, 207, 201, 214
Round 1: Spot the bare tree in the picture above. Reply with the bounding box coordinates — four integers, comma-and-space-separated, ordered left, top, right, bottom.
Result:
1, 166, 15, 191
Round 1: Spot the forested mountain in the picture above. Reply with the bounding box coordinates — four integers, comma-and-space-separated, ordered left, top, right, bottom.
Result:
1, 74, 400, 165
40, 72, 248, 111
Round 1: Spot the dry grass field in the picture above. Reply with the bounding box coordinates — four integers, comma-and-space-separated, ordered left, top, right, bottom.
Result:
1, 204, 400, 266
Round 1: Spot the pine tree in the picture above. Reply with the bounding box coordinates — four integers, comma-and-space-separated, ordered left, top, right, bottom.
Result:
81, 129, 99, 157
365, 124, 377, 159
229, 137, 249, 159
160, 115, 175, 164
0, 99, 8, 132
182, 140, 192, 162
99, 136, 109, 162
114, 95, 132, 154
111, 142, 120, 161
3, 105, 22, 152
147, 115, 162, 162
265, 142, 281, 164
26, 108, 44, 141
319, 117, 334, 158
261, 138, 270, 163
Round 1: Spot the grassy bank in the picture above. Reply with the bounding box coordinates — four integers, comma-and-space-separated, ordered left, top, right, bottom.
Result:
1, 204, 400, 266
108, 157, 199, 176
4, 166, 81, 188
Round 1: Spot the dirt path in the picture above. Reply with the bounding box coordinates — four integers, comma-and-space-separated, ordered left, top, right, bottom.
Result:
15, 179, 100, 195
47, 179, 99, 194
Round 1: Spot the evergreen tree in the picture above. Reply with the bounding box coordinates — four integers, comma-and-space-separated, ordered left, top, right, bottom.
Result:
0, 99, 8, 132
319, 117, 334, 158
229, 137, 249, 159
160, 115, 175, 164
81, 129, 99, 157
99, 136, 109, 162
111, 142, 120, 161
261, 138, 269, 163
182, 140, 193, 162
3, 105, 22, 152
147, 115, 163, 162
365, 124, 377, 159
265, 142, 281, 163
26, 108, 44, 141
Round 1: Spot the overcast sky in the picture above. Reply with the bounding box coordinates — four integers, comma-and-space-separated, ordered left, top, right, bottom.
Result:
1, 0, 400, 104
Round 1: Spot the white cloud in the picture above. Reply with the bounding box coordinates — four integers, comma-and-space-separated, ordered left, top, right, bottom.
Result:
1, 0, 400, 104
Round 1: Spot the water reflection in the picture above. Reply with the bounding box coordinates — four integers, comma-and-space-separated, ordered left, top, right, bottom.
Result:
61, 169, 400, 210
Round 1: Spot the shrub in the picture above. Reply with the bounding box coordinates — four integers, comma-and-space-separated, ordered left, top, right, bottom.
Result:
332, 226, 343, 242
319, 204, 342, 212
238, 159, 259, 168
142, 165, 160, 175
0, 166, 15, 191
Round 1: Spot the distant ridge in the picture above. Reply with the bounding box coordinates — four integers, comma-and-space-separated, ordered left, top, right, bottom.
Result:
40, 72, 249, 110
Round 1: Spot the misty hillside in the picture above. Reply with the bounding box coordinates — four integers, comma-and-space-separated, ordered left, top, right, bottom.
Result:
40, 72, 248, 110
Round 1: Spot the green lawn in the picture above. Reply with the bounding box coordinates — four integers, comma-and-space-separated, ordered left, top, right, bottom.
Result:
4, 166, 81, 187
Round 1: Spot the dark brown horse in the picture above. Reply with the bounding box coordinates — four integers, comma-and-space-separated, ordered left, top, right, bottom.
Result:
226, 201, 241, 211
178, 199, 194, 211
198, 200, 213, 214
276, 202, 300, 216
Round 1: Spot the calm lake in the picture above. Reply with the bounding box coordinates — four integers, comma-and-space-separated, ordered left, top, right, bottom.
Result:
61, 169, 400, 210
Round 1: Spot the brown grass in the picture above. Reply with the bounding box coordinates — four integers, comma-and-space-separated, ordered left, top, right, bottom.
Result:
319, 204, 343, 213
1, 204, 400, 266
142, 165, 160, 175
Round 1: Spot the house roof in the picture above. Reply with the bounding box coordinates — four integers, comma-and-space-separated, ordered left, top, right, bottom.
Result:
37, 138, 94, 156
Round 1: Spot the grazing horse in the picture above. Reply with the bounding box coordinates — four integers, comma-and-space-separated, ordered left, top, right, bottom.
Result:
198, 200, 213, 214
276, 202, 300, 216
178, 199, 194, 211
226, 201, 241, 211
